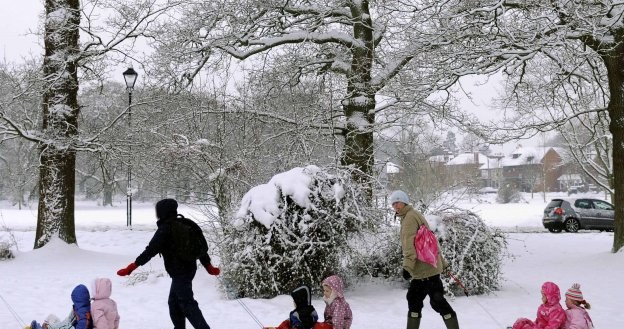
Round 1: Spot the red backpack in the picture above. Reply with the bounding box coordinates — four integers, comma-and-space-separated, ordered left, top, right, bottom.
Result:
413, 224, 439, 267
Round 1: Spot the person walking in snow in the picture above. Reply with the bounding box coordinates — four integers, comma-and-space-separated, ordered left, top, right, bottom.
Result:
116, 198, 221, 329
27, 284, 93, 329
390, 190, 459, 329
90, 278, 119, 329
321, 275, 352, 329
563, 283, 593, 329
512, 281, 566, 329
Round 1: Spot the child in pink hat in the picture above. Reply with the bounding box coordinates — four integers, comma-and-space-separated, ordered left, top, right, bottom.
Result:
563, 283, 593, 329
511, 281, 566, 329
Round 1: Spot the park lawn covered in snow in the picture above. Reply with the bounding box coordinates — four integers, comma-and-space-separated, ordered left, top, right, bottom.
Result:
0, 192, 622, 329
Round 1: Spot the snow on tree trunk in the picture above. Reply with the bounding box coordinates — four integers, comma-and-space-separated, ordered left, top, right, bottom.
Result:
340, 4, 375, 196
604, 40, 624, 252
35, 0, 81, 248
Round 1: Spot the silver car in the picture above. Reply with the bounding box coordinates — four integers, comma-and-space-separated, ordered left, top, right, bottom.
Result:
542, 198, 614, 233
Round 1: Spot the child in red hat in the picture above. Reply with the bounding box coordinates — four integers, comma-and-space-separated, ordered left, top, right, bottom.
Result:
563, 283, 593, 329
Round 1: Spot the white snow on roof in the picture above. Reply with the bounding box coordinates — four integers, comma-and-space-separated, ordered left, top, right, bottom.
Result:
445, 152, 487, 166
501, 146, 562, 167
479, 157, 503, 170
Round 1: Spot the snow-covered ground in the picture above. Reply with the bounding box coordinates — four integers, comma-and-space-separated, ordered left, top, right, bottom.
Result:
0, 192, 621, 329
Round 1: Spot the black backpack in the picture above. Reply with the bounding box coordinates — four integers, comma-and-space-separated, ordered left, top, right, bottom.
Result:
169, 215, 209, 262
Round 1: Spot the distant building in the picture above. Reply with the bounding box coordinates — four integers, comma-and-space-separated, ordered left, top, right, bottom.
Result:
444, 152, 487, 187
501, 146, 565, 192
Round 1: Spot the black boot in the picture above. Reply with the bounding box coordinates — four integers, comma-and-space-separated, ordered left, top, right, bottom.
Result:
443, 313, 459, 329
407, 312, 421, 329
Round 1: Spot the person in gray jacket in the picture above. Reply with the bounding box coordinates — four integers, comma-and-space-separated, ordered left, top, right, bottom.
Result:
390, 190, 459, 329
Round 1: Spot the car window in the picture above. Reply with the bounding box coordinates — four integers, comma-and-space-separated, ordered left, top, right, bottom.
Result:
593, 200, 614, 210
547, 200, 563, 207
574, 199, 593, 209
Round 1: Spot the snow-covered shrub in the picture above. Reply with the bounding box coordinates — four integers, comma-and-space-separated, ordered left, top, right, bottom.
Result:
436, 210, 507, 296
0, 241, 14, 260
220, 165, 378, 298
352, 209, 506, 297
351, 226, 402, 280
497, 183, 522, 203
0, 226, 16, 260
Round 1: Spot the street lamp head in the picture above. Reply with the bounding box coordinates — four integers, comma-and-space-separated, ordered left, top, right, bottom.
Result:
122, 66, 138, 90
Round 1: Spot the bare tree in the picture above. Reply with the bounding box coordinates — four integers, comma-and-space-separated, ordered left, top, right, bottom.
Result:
430, 0, 624, 252
146, 0, 463, 196
0, 0, 175, 248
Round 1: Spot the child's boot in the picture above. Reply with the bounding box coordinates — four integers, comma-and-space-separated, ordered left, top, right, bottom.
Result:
407, 312, 421, 329
443, 313, 460, 329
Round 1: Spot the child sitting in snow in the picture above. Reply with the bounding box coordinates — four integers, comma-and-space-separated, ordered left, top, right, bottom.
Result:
91, 278, 120, 329
563, 283, 593, 329
512, 281, 566, 329
27, 284, 93, 329
264, 285, 323, 329
320, 275, 352, 329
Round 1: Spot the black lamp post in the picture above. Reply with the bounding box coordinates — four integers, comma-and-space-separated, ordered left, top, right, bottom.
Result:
123, 66, 138, 227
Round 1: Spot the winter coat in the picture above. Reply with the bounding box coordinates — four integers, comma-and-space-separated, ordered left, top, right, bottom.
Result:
46, 285, 93, 329
134, 215, 211, 277
398, 205, 447, 279
513, 282, 566, 329
564, 305, 593, 329
91, 278, 120, 329
321, 275, 352, 329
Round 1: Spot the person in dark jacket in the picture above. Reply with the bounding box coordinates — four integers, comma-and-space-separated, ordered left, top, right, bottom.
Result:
116, 198, 220, 329
263, 285, 321, 329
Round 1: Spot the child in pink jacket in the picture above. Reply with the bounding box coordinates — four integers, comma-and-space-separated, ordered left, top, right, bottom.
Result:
91, 278, 120, 329
512, 281, 566, 329
321, 275, 352, 329
563, 283, 593, 329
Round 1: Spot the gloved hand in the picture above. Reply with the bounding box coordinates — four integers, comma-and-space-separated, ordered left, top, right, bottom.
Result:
402, 269, 411, 280
117, 262, 138, 276
205, 263, 220, 276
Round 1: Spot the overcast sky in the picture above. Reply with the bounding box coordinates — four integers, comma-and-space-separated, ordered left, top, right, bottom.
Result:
0, 0, 43, 63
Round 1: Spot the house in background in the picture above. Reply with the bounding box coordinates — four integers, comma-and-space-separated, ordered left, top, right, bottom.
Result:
479, 153, 504, 189
444, 152, 488, 188
501, 146, 565, 192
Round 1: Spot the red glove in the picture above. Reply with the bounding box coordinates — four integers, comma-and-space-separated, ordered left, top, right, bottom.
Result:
205, 263, 220, 276
117, 262, 138, 276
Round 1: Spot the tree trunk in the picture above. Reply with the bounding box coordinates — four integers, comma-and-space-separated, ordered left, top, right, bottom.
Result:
35, 0, 81, 248
103, 180, 113, 206
341, 3, 375, 198
603, 40, 624, 253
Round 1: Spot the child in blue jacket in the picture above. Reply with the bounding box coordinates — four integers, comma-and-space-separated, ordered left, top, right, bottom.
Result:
27, 284, 93, 329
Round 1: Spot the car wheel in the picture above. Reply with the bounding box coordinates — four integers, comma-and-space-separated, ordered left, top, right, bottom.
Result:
548, 228, 562, 233
564, 218, 580, 233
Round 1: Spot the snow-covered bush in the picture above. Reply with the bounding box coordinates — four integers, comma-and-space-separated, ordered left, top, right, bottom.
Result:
436, 210, 507, 296
351, 226, 402, 280
219, 166, 379, 298
353, 209, 506, 297
496, 183, 522, 203
0, 241, 14, 260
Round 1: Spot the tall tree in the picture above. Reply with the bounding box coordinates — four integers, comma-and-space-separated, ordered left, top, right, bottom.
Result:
34, 0, 82, 246
147, 1, 458, 194
0, 0, 175, 248
430, 0, 624, 252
